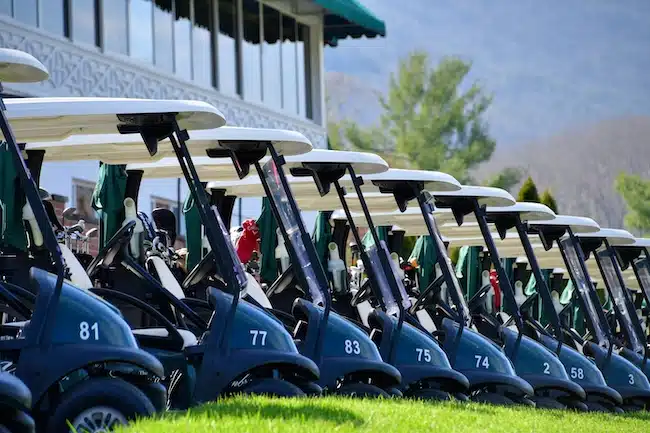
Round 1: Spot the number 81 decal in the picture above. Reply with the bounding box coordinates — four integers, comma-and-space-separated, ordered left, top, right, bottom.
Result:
79, 322, 99, 341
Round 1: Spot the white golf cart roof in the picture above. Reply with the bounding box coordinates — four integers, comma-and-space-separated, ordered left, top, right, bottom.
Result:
205, 149, 393, 211
527, 215, 601, 234
127, 127, 312, 173
5, 98, 225, 155
624, 238, 650, 249
342, 168, 462, 193
434, 185, 517, 208
574, 228, 636, 246
0, 49, 49, 83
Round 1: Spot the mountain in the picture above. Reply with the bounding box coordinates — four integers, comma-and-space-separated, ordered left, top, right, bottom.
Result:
324, 0, 650, 146
475, 116, 650, 229
323, 0, 650, 229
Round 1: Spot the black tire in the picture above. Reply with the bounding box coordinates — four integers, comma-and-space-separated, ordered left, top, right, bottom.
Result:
454, 393, 470, 402
563, 400, 588, 412
137, 382, 167, 413
46, 377, 155, 433
470, 392, 515, 406
0, 408, 35, 433
295, 381, 323, 396
534, 396, 566, 410
584, 401, 612, 413
336, 383, 390, 398
241, 378, 306, 397
409, 389, 452, 401
387, 388, 403, 398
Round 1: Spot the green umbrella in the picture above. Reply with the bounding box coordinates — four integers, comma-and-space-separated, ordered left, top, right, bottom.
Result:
456, 246, 481, 299
257, 197, 278, 284
183, 193, 202, 272
0, 142, 27, 251
361, 225, 389, 249
312, 211, 333, 266
91, 163, 127, 248
409, 235, 438, 289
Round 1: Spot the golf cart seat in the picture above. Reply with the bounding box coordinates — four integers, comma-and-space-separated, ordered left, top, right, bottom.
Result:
132, 327, 198, 348
146, 255, 186, 300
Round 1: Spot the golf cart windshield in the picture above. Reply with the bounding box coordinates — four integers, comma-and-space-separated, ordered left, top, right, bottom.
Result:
559, 237, 609, 345
261, 158, 323, 306
424, 210, 472, 323
211, 205, 248, 290
633, 257, 650, 308
596, 249, 645, 353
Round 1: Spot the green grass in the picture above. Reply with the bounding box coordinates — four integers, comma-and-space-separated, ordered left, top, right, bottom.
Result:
118, 396, 650, 433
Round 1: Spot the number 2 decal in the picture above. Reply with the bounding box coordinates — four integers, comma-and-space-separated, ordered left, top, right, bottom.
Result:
79, 322, 99, 341
543, 362, 550, 375
474, 355, 489, 369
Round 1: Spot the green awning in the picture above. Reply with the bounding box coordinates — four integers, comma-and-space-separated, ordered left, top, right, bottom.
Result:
316, 0, 386, 46
0, 142, 27, 251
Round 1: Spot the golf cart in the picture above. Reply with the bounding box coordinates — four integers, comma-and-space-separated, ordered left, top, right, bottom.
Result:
439, 206, 625, 411
127, 143, 403, 397
350, 178, 588, 407
574, 229, 650, 380
0, 50, 191, 432
527, 219, 650, 411
19, 128, 321, 406
206, 155, 472, 400
611, 237, 650, 351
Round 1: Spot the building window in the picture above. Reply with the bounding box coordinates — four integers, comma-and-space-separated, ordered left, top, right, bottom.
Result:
72, 178, 98, 224
151, 195, 186, 237
241, 0, 261, 103
174, 0, 192, 81
192, 0, 214, 87
71, 0, 100, 46
103, 0, 128, 55
14, 0, 37, 27
217, 0, 238, 95
0, 0, 11, 16
261, 4, 281, 109
281, 14, 297, 114
129, 0, 154, 63
297, 22, 311, 119
153, 0, 174, 72
41, 0, 68, 36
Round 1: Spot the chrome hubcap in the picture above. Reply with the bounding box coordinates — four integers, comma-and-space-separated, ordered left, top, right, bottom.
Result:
70, 406, 127, 433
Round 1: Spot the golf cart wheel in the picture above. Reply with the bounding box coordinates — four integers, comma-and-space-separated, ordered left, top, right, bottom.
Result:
241, 378, 306, 397
470, 392, 515, 406
295, 381, 323, 396
584, 401, 616, 413
46, 377, 155, 433
387, 388, 403, 398
409, 389, 452, 401
336, 383, 389, 398
534, 396, 566, 410
563, 400, 588, 412
2, 409, 35, 433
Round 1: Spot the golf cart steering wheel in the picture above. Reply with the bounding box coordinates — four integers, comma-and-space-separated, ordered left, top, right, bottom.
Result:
467, 282, 493, 312
350, 279, 372, 307
518, 292, 538, 314
86, 221, 136, 276
409, 274, 445, 314
183, 250, 217, 289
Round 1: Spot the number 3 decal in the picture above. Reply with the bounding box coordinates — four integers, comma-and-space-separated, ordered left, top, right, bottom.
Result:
79, 322, 99, 341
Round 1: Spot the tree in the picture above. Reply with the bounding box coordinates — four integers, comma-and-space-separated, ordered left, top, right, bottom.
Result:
540, 189, 558, 213
483, 167, 522, 193
615, 173, 650, 234
330, 52, 518, 183
518, 176, 540, 203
